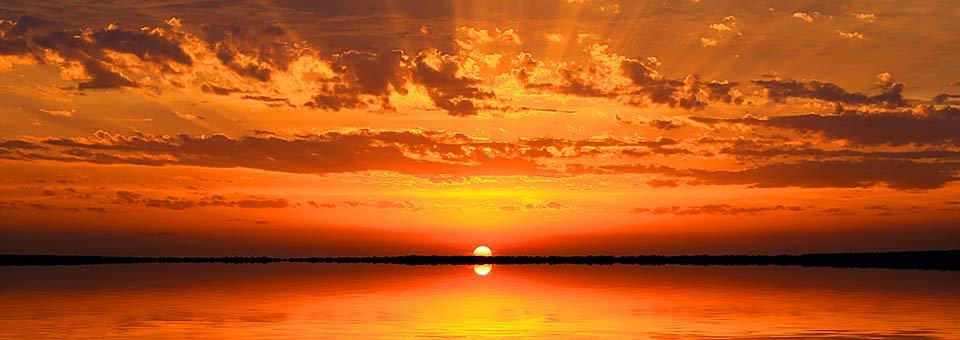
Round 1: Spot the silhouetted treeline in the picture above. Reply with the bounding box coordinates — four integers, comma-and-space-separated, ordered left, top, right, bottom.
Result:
1, 250, 958, 270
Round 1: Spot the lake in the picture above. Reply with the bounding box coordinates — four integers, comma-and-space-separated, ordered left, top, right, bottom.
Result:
1, 264, 958, 339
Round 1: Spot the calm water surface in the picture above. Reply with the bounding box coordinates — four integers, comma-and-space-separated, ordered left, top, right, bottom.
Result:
1, 264, 958, 339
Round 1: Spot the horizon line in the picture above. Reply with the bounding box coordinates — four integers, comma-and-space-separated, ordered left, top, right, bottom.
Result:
2, 250, 958, 271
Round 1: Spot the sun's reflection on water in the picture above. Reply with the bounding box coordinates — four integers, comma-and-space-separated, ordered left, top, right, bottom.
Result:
473, 264, 493, 276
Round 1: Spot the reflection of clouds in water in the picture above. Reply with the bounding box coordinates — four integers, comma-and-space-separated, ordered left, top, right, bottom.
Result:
473, 264, 492, 276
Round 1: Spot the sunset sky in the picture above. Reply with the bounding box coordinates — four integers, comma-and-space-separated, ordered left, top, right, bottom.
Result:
1, 0, 958, 256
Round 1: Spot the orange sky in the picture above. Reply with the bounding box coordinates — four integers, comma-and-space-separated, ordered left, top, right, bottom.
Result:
1, 0, 959, 255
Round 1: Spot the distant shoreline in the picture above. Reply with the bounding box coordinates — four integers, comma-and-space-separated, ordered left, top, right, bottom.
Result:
2, 250, 958, 270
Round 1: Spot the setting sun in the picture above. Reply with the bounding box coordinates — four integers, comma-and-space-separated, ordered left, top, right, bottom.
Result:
473, 246, 493, 257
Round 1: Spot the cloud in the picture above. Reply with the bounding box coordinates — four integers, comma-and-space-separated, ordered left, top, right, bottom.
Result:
691, 105, 960, 146
0, 200, 80, 212
375, 200, 421, 211
1, 129, 705, 178
172, 110, 206, 121
306, 49, 408, 111
792, 12, 815, 23
519, 44, 742, 110
239, 95, 293, 107
0, 140, 45, 150
701, 16, 740, 47
933, 93, 960, 105
500, 201, 564, 211
621, 60, 742, 109
710, 137, 960, 161
39, 108, 75, 117
200, 83, 242, 95
752, 73, 905, 107
853, 12, 877, 22
648, 118, 684, 130
1, 130, 544, 176
454, 26, 521, 52
687, 159, 960, 190
2, 16, 506, 116
6, 129, 960, 191
714, 138, 960, 161
115, 190, 142, 203
0, 16, 192, 90
632, 204, 805, 216
837, 30, 865, 40
646, 178, 679, 187
304, 48, 495, 116
199, 24, 292, 82
114, 191, 290, 210
568, 158, 960, 190
410, 49, 494, 116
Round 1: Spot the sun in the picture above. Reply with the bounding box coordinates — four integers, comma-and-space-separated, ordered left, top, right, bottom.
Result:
472, 245, 493, 257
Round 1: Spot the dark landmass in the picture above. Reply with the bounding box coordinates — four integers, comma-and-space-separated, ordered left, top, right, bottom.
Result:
1, 250, 958, 270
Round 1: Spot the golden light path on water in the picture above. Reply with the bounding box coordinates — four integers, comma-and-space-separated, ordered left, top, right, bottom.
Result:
2, 264, 959, 338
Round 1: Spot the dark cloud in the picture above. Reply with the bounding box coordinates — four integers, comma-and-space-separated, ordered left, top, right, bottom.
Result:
0, 16, 192, 90
687, 159, 960, 190
692, 106, 960, 146
518, 48, 742, 110
115, 190, 142, 203
0, 140, 45, 150
717, 140, 960, 161
1, 130, 699, 177
306, 49, 494, 116
1, 130, 543, 176
517, 135, 686, 158
932, 93, 960, 105
199, 24, 291, 81
648, 118, 684, 130
632, 204, 805, 216
233, 198, 289, 209
752, 74, 905, 107
113, 191, 290, 210
410, 50, 493, 116
6, 130, 958, 190
0, 200, 79, 212
622, 71, 743, 110
200, 84, 243, 95
239, 95, 293, 107
564, 163, 681, 176
307, 50, 408, 111
569, 159, 959, 190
